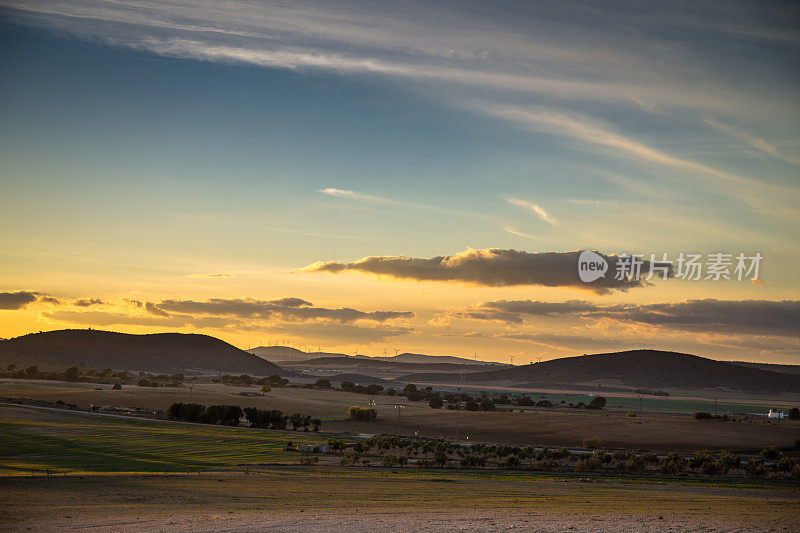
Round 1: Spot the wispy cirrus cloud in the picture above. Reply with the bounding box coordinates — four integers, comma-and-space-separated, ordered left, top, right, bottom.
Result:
506, 197, 558, 226
3, 0, 797, 218
476, 103, 795, 208
705, 118, 800, 166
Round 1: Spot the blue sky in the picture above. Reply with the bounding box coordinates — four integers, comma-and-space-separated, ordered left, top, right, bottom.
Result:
0, 1, 798, 363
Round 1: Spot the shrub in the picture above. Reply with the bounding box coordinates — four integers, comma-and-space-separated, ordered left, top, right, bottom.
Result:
660, 452, 688, 475
465, 400, 480, 411
788, 407, 799, 420
535, 399, 553, 408
348, 406, 377, 421
314, 378, 332, 389
428, 396, 444, 409
480, 399, 496, 411
760, 447, 782, 461
718, 451, 740, 473
587, 396, 606, 410
577, 451, 606, 471
516, 396, 534, 406
298, 456, 318, 465
627, 412, 637, 417
581, 437, 603, 449
746, 459, 765, 478
168, 402, 206, 422
776, 457, 794, 472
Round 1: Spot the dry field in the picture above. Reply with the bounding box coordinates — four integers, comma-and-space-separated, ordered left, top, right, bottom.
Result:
2, 469, 799, 532
2, 378, 799, 452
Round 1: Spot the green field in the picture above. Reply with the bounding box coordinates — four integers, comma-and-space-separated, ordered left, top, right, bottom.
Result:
0, 405, 327, 475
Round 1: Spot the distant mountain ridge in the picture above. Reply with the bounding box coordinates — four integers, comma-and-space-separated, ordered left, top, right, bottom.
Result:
248, 346, 500, 365
0, 329, 285, 376
396, 350, 800, 393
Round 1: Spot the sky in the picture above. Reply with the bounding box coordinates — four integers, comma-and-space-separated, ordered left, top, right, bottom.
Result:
0, 0, 798, 364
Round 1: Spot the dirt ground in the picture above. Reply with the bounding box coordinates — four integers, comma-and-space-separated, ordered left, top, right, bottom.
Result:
1, 469, 798, 532
2, 379, 799, 451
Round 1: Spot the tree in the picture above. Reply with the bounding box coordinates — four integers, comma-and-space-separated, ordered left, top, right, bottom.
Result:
789, 407, 800, 420
314, 378, 332, 389
479, 399, 496, 411
63, 366, 81, 381
311, 418, 321, 431
6, 364, 17, 372
587, 396, 607, 410
290, 413, 305, 431
428, 396, 444, 409
261, 385, 271, 394
112, 382, 122, 390
516, 396, 534, 406
348, 406, 377, 421
465, 400, 480, 411
25, 365, 39, 379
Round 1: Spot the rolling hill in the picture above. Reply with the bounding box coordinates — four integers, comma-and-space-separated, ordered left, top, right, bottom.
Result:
0, 329, 285, 376
397, 350, 800, 393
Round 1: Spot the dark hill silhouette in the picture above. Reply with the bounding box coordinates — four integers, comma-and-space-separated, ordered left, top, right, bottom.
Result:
397, 350, 800, 393
0, 329, 284, 376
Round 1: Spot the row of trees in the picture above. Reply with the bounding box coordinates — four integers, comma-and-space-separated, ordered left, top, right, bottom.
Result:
315, 435, 799, 478
168, 402, 321, 431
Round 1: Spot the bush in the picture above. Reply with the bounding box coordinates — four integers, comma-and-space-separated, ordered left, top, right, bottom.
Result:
587, 396, 606, 410
465, 400, 480, 411
428, 396, 444, 409
535, 399, 553, 408
581, 437, 603, 449
776, 457, 794, 472
348, 406, 377, 421
298, 456, 318, 465
516, 396, 534, 406
760, 447, 782, 461
168, 402, 206, 422
626, 411, 637, 417
660, 452, 688, 475
746, 459, 765, 478
314, 378, 332, 389
577, 451, 606, 471
480, 399, 496, 411
718, 451, 740, 473
788, 407, 799, 420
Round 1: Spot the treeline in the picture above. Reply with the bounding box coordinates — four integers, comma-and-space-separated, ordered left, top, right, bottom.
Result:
168, 402, 321, 431
0, 363, 186, 387
314, 435, 800, 479
214, 374, 289, 387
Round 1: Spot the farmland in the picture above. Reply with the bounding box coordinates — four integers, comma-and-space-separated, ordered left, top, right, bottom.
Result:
2, 378, 799, 452
1, 403, 799, 531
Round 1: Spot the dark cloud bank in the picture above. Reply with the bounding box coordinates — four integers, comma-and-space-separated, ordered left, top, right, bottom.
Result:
304, 248, 671, 293
459, 298, 800, 337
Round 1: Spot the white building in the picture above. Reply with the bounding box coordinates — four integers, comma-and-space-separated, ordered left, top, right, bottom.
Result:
767, 409, 786, 419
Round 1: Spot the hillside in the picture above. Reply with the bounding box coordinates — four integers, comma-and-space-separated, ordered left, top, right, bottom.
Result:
397, 350, 800, 393
0, 329, 285, 376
